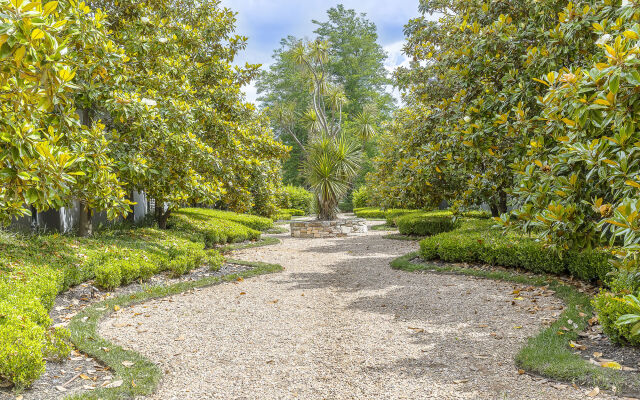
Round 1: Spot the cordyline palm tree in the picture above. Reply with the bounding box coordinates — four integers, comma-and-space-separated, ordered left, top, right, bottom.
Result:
271, 40, 378, 220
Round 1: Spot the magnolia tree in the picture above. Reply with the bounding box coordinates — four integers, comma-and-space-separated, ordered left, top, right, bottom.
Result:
270, 41, 374, 220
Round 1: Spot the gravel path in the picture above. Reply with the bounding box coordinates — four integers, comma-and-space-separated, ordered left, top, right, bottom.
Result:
100, 222, 614, 399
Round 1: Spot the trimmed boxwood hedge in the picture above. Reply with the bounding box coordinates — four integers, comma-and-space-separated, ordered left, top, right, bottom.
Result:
397, 213, 458, 236
419, 219, 613, 282
0, 208, 263, 389
176, 208, 273, 231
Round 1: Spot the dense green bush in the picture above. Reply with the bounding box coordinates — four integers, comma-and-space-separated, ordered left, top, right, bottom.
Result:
279, 208, 306, 216
419, 220, 613, 280
352, 186, 370, 209
385, 209, 420, 226
177, 208, 273, 231
207, 251, 225, 271
354, 207, 387, 219
279, 185, 314, 214
397, 212, 458, 236
593, 293, 640, 346
273, 212, 292, 221
170, 211, 261, 246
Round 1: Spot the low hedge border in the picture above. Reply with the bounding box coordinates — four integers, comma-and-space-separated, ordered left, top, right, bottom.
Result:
390, 252, 639, 396
217, 237, 281, 253
66, 258, 282, 400
396, 213, 458, 236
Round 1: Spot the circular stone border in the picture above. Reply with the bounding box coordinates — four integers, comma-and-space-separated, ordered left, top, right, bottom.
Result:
290, 219, 368, 238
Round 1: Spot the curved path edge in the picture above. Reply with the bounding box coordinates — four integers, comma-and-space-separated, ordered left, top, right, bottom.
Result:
65, 256, 283, 400
391, 251, 639, 398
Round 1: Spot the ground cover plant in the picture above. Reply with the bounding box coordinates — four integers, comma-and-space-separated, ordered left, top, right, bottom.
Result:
0, 208, 265, 389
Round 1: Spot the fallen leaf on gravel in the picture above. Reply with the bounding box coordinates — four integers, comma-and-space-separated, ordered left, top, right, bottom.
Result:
593, 352, 603, 358
514, 326, 523, 329
16, 396, 23, 400
601, 361, 622, 370
105, 380, 123, 388
270, 299, 279, 304
408, 327, 424, 333
587, 387, 600, 397
588, 317, 598, 326
113, 305, 120, 311
56, 386, 67, 392
80, 374, 90, 380
453, 379, 469, 384
239, 292, 246, 295
477, 324, 488, 328
175, 335, 185, 341
236, 277, 244, 282
121, 361, 135, 367
513, 297, 524, 300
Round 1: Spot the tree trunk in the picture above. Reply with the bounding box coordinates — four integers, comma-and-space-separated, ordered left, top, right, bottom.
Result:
498, 190, 508, 214
155, 203, 170, 229
125, 191, 135, 223
489, 202, 500, 218
78, 200, 93, 237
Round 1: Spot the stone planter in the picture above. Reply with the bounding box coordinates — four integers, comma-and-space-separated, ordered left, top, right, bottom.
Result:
291, 219, 368, 238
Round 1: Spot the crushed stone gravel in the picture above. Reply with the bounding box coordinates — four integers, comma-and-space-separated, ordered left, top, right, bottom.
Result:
98, 222, 617, 400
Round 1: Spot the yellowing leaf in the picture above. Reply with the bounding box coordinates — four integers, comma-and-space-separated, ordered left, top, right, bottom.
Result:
31, 29, 45, 40
58, 69, 76, 82
562, 118, 575, 127
601, 361, 622, 369
14, 46, 26, 65
43, 1, 59, 17
624, 30, 639, 40
594, 98, 610, 106
625, 180, 640, 189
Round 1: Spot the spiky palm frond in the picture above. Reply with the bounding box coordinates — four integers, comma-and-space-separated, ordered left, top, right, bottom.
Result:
304, 134, 361, 220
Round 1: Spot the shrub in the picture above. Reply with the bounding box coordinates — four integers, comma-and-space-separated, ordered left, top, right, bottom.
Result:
385, 209, 420, 226
279, 185, 314, 214
593, 292, 640, 346
177, 208, 273, 231
274, 212, 292, 221
419, 219, 614, 279
397, 213, 458, 236
94, 263, 122, 290
207, 250, 225, 271
279, 208, 306, 216
354, 207, 386, 219
170, 211, 261, 246
352, 186, 370, 208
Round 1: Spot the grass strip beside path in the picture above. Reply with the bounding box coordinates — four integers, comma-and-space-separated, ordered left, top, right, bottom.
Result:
66, 259, 282, 400
391, 252, 640, 397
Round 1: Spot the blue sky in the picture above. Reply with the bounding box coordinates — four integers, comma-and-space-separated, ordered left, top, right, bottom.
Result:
219, 0, 425, 103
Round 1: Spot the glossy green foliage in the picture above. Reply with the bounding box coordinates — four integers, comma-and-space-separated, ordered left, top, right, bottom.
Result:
397, 212, 458, 236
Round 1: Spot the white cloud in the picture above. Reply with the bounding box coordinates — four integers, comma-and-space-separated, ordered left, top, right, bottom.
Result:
223, 0, 423, 105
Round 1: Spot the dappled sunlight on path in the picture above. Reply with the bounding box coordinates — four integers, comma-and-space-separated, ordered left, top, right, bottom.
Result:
99, 223, 613, 399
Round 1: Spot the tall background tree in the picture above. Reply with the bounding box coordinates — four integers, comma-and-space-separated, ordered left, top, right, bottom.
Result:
257, 5, 394, 197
